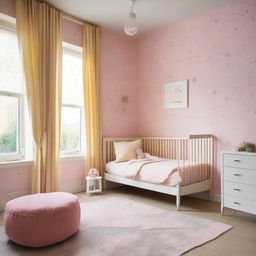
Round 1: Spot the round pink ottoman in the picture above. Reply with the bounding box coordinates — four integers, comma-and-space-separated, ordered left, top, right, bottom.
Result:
4, 192, 80, 247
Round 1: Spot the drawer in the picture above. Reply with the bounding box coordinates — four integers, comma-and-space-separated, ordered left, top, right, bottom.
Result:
223, 153, 256, 169
223, 181, 256, 201
223, 167, 256, 185
223, 195, 256, 215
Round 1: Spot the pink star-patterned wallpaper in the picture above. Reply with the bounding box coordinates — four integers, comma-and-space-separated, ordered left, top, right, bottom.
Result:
0, 0, 255, 197
134, 0, 256, 193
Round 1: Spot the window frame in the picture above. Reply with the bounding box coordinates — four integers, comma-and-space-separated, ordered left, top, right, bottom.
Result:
60, 42, 85, 156
0, 17, 25, 162
0, 89, 25, 162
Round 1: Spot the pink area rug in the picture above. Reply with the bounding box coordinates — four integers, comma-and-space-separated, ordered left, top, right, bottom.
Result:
0, 197, 232, 256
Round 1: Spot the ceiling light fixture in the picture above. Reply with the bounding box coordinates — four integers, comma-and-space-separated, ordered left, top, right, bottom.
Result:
124, 0, 138, 36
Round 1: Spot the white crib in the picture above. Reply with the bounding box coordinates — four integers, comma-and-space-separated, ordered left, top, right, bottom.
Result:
103, 134, 215, 210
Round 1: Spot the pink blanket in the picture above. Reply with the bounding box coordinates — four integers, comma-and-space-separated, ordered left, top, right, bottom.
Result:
124, 158, 210, 186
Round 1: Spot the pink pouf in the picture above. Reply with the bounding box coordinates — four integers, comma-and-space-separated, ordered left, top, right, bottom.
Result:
4, 192, 80, 247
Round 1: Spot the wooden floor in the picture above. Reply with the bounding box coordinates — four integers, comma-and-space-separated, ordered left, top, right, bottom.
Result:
1, 186, 256, 255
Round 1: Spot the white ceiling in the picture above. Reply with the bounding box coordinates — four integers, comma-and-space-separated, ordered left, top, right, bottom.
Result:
45, 0, 236, 35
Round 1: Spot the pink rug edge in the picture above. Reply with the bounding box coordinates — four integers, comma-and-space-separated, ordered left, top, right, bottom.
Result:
180, 225, 233, 255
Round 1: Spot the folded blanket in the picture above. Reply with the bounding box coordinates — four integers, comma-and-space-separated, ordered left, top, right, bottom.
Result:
124, 158, 167, 178
124, 158, 210, 186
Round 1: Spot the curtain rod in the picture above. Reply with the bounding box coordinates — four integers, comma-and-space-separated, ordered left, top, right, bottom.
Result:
61, 12, 85, 26
61, 11, 98, 27
40, 0, 96, 27
61, 12, 97, 27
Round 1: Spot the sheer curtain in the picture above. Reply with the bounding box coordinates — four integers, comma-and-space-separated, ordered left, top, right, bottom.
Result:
16, 0, 62, 193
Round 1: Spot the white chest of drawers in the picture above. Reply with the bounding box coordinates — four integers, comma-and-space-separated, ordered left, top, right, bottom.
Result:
221, 151, 256, 215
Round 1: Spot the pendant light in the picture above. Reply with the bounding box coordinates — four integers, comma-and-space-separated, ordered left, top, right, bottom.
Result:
124, 0, 138, 36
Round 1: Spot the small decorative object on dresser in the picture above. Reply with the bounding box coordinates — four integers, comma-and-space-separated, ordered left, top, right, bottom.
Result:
237, 142, 255, 152
86, 169, 102, 195
221, 151, 256, 215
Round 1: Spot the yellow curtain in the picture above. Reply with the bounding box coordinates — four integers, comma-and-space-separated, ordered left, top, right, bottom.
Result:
83, 23, 102, 175
16, 0, 62, 193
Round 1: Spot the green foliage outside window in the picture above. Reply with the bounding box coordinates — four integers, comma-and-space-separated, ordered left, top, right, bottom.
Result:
0, 122, 17, 154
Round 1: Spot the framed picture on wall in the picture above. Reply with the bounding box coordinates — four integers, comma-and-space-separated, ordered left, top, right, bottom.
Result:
165, 80, 188, 108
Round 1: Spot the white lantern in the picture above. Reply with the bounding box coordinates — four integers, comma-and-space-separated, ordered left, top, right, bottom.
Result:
86, 176, 102, 194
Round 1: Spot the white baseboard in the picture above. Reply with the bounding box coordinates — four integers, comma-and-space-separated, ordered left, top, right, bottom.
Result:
0, 185, 220, 213
189, 191, 220, 203
0, 182, 86, 212
104, 180, 221, 203
0, 191, 30, 212
60, 182, 85, 194
210, 193, 221, 203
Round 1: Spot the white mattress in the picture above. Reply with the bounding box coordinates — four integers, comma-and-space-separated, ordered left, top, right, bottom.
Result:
105, 161, 128, 176
105, 159, 179, 185
105, 159, 210, 187
105, 156, 160, 176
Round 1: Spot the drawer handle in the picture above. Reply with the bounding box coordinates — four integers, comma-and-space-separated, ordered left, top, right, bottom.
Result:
233, 202, 240, 205
233, 188, 240, 191
234, 159, 240, 162
233, 173, 241, 176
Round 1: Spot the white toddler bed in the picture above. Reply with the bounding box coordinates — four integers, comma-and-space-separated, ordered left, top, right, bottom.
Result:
103, 135, 215, 210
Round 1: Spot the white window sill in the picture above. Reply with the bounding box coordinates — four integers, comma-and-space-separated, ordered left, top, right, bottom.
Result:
0, 159, 34, 169
60, 155, 86, 162
0, 155, 86, 169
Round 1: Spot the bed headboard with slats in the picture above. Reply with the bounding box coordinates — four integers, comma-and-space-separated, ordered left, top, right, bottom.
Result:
103, 134, 214, 165
103, 134, 215, 194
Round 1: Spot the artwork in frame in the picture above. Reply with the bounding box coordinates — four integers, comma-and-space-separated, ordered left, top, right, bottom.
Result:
165, 80, 188, 109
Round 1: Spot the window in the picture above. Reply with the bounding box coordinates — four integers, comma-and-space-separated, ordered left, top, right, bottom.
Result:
0, 14, 84, 162
60, 43, 85, 156
0, 26, 25, 161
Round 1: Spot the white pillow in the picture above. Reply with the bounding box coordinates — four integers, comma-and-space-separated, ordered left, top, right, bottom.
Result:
114, 140, 141, 162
